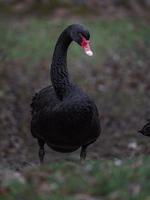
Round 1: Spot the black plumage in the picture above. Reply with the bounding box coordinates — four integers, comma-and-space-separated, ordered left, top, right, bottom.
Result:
31, 24, 101, 162
139, 120, 150, 136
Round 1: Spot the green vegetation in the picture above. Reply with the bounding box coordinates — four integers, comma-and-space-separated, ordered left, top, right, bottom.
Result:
1, 17, 150, 116
1, 18, 149, 65
0, 157, 150, 200
0, 17, 150, 200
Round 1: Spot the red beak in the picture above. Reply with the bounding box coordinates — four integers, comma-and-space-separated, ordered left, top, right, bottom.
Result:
81, 36, 93, 56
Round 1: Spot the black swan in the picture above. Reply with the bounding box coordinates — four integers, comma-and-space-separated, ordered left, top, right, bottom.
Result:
31, 24, 101, 163
139, 120, 150, 136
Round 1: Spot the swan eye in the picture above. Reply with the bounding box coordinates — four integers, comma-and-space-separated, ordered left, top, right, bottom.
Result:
78, 32, 83, 39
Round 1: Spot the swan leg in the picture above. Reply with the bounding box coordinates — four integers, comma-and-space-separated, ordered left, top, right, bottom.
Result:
38, 139, 45, 164
80, 145, 87, 161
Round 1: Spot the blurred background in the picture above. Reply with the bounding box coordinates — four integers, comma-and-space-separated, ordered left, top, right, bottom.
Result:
0, 0, 150, 170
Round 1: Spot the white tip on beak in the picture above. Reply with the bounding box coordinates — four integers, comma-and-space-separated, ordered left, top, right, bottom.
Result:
85, 50, 93, 56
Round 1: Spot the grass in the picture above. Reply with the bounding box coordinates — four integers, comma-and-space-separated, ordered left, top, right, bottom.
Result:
0, 17, 149, 125
0, 157, 150, 200
0, 18, 150, 140
0, 16, 150, 200
1, 18, 149, 64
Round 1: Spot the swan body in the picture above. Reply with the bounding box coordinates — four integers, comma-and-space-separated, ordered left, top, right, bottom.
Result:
31, 24, 101, 162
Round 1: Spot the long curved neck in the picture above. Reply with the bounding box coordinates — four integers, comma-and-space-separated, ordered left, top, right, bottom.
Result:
51, 29, 72, 100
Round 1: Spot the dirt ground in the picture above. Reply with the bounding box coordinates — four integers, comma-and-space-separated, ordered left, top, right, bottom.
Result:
0, 59, 149, 171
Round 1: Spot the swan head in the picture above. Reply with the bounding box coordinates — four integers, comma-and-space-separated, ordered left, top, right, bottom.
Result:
69, 24, 93, 56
